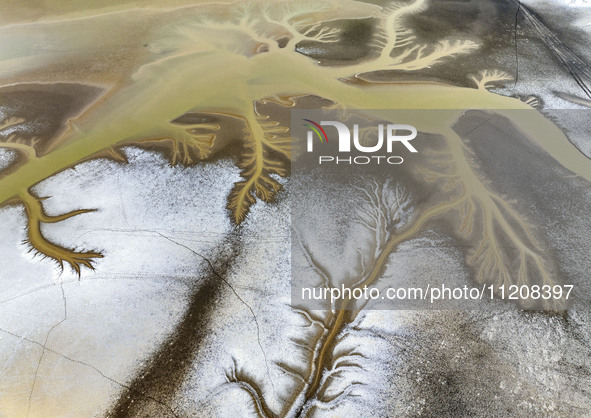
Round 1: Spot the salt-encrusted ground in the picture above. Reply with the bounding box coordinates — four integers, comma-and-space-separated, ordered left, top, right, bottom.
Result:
1, 0, 591, 416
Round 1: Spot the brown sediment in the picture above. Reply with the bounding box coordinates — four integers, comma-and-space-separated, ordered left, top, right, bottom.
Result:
0, 20, 588, 230
226, 102, 292, 224
0, 83, 102, 156
131, 112, 243, 166
289, 198, 462, 415
109, 233, 241, 417
0, 2, 590, 413
288, 110, 575, 414
19, 190, 102, 274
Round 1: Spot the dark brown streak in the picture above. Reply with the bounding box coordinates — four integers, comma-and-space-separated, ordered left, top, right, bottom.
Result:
108, 232, 240, 417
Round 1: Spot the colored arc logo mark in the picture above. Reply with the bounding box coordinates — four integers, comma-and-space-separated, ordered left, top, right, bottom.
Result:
303, 119, 328, 143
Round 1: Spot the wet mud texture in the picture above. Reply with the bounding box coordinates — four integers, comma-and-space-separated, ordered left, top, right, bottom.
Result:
0, 83, 102, 156
109, 235, 241, 418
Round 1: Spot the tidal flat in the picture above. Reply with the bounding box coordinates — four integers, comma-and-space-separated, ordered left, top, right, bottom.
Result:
0, 0, 590, 416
